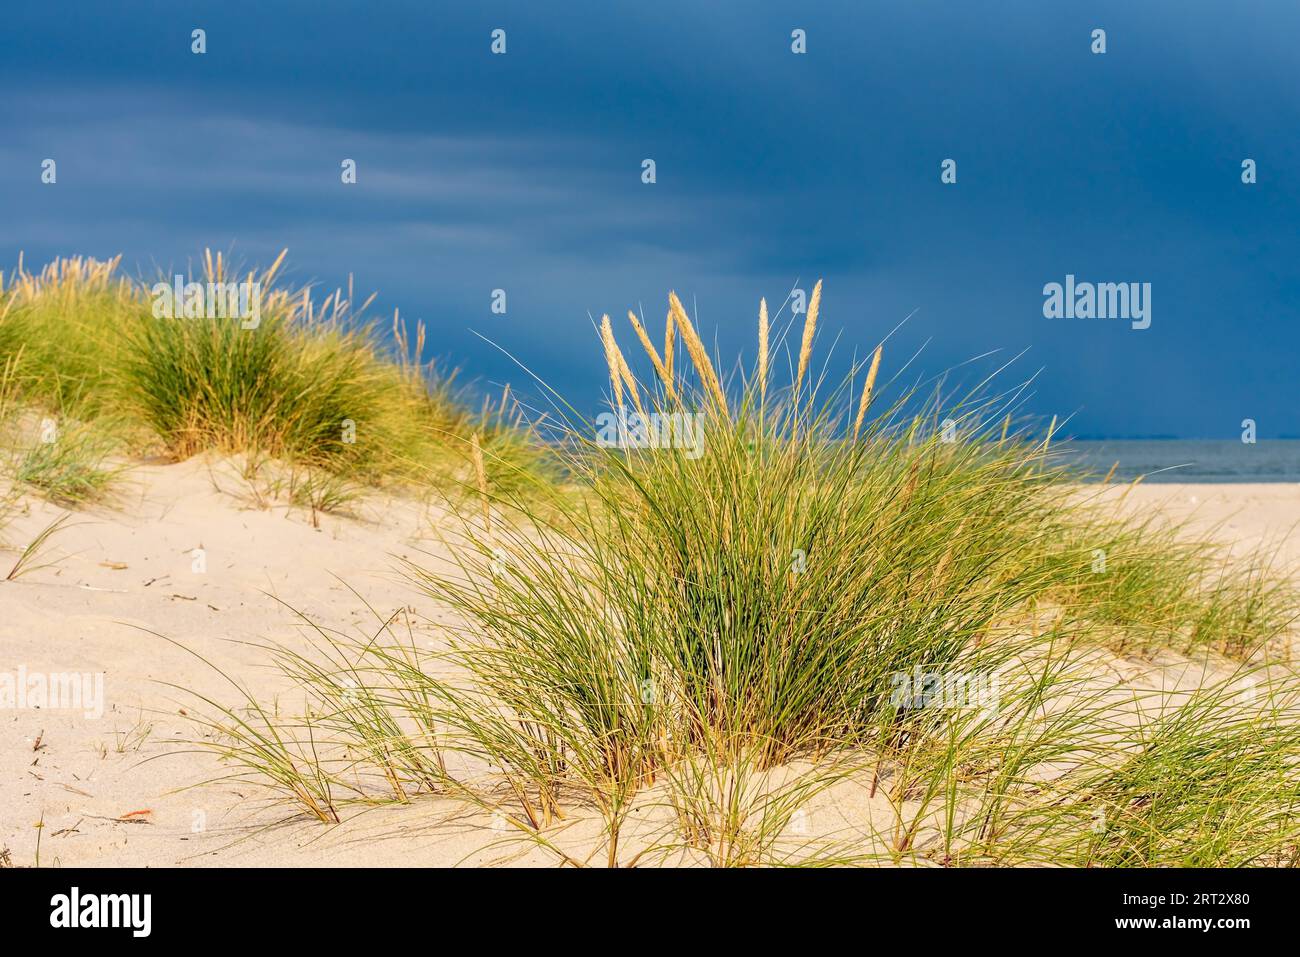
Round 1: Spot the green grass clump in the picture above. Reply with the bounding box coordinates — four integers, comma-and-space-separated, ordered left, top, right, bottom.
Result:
1072, 682, 1300, 867
1040, 507, 1300, 658
12, 422, 120, 505
0, 256, 134, 419
0, 251, 552, 495
864, 645, 1300, 867
116, 263, 432, 480
176, 282, 1300, 867
0, 346, 122, 506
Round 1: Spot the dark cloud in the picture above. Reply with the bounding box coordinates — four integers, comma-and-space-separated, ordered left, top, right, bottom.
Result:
1, 1, 1297, 434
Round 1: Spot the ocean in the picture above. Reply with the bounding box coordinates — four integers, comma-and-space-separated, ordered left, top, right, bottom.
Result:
1060, 440, 1300, 483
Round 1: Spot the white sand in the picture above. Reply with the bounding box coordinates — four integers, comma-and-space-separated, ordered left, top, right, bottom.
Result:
2, 466, 1297, 867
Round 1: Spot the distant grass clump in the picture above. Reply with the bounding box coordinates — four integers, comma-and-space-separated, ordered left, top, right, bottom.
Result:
12, 421, 121, 505
182, 282, 1300, 867
0, 256, 134, 418
1043, 509, 1300, 658
0, 251, 552, 498
115, 251, 437, 480
0, 326, 121, 506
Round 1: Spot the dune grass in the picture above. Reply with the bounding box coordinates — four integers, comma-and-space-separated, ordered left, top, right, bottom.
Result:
2, 512, 75, 582
173, 282, 1300, 866
0, 342, 121, 509
12, 425, 120, 505
0, 256, 134, 419
1044, 511, 1300, 658
860, 643, 1300, 867
115, 252, 435, 478
6, 254, 1287, 864
0, 252, 552, 503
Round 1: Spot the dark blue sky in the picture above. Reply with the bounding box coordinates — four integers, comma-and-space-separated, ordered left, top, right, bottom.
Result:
2, 1, 1297, 437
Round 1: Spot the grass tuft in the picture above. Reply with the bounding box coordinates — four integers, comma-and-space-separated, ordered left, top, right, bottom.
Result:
173, 281, 1300, 867
0, 252, 561, 511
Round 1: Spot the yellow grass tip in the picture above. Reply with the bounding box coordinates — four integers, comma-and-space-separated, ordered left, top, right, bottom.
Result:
668, 291, 728, 414
795, 279, 822, 399
853, 344, 883, 438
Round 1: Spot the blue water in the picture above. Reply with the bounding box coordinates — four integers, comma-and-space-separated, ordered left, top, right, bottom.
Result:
1061, 440, 1300, 483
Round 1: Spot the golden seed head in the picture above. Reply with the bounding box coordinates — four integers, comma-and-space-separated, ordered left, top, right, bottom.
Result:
664, 310, 675, 381
669, 291, 728, 414
853, 344, 882, 438
795, 279, 822, 400
628, 309, 675, 400
469, 431, 491, 537
599, 314, 623, 410
616, 345, 646, 419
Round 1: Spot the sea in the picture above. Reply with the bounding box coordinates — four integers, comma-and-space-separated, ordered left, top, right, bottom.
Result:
1060, 440, 1300, 483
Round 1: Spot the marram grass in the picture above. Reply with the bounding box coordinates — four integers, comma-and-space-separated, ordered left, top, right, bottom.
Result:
175, 282, 1300, 866
0, 252, 553, 503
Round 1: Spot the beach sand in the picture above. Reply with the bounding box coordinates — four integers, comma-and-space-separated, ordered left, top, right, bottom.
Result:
2, 464, 1297, 867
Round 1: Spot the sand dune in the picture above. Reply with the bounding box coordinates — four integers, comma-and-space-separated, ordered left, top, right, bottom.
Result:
2, 464, 1297, 867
